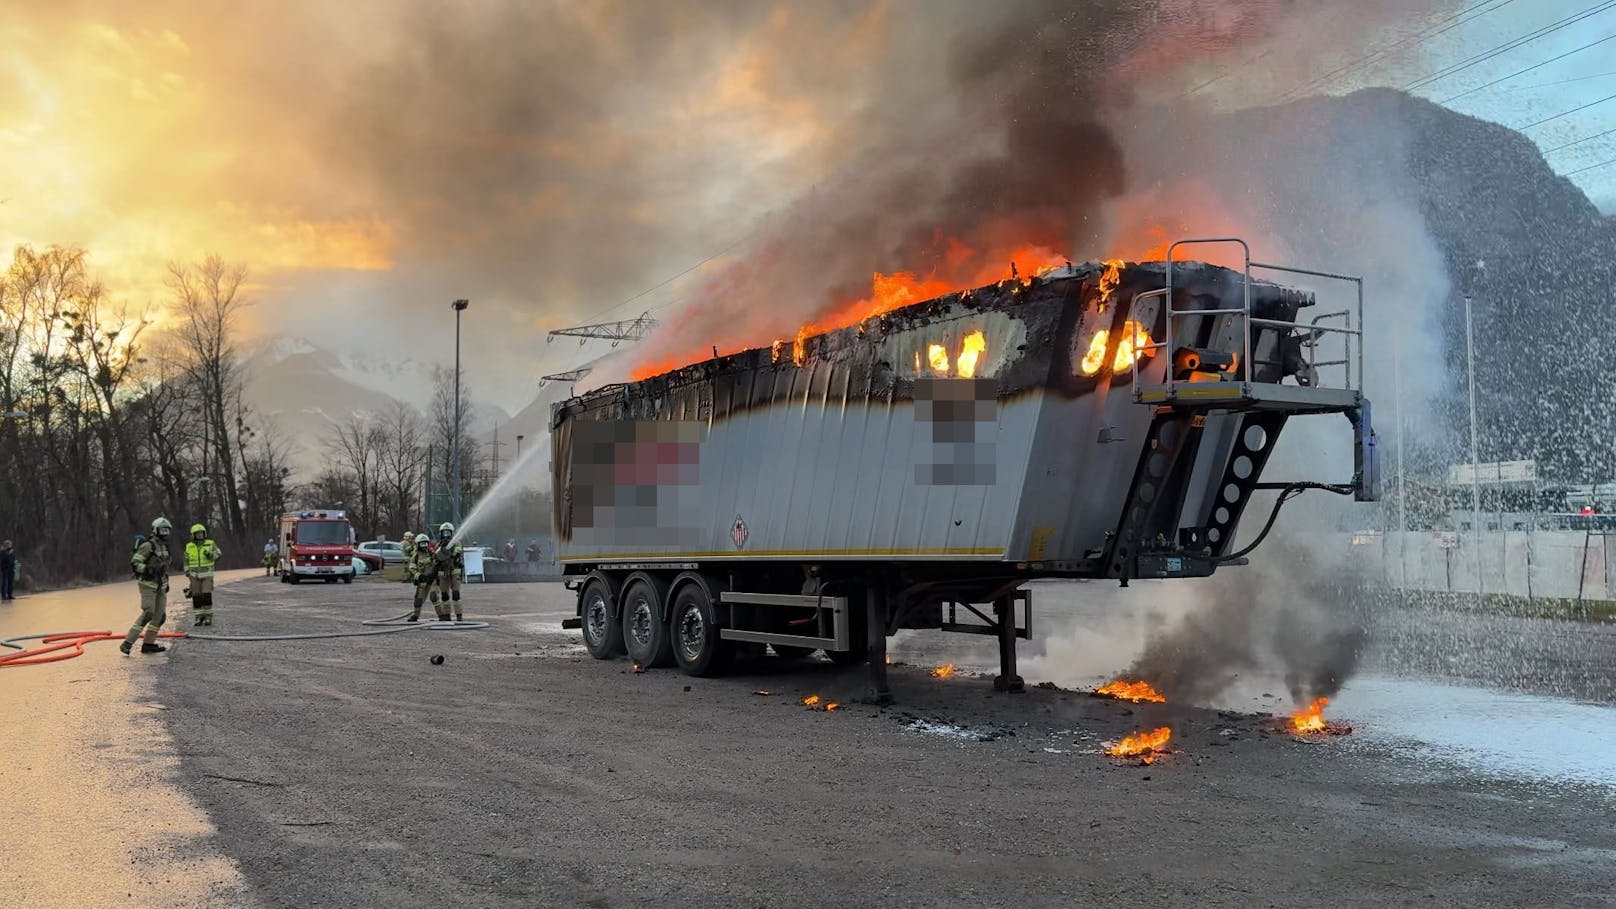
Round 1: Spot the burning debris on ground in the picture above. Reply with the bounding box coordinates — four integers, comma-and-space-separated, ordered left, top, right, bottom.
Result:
802, 695, 840, 712
930, 664, 957, 679
1094, 679, 1167, 703
1285, 697, 1352, 737
1105, 727, 1173, 765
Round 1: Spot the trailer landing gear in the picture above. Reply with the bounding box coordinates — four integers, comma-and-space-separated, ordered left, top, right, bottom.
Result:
994, 595, 1024, 693
863, 587, 893, 706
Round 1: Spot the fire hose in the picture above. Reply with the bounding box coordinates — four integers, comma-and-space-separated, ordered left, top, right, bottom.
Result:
0, 613, 488, 668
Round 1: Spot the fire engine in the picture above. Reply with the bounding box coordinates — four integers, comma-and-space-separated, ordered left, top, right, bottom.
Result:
278, 509, 357, 584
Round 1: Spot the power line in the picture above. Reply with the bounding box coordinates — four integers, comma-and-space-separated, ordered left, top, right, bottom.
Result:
1516, 90, 1616, 130
1564, 155, 1616, 176
590, 233, 753, 322
1500, 69, 1616, 92
1404, 1, 1616, 93
1544, 126, 1616, 153
1279, 0, 1518, 103
1440, 33, 1616, 103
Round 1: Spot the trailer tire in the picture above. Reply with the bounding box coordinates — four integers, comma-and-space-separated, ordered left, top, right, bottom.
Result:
670, 582, 729, 677
579, 576, 625, 659
621, 573, 675, 668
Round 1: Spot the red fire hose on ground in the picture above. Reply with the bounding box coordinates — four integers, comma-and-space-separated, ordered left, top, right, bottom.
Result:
0, 614, 487, 668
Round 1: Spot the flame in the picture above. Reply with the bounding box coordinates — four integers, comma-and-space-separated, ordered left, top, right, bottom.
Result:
825, 702, 840, 712
631, 663, 644, 673
956, 330, 986, 378
927, 343, 950, 375
1290, 697, 1329, 734
1098, 257, 1124, 306
884, 653, 893, 665
929, 663, 956, 679
803, 694, 839, 712
770, 339, 784, 364
802, 694, 821, 707
1095, 679, 1166, 703
792, 325, 810, 367
1106, 727, 1172, 762
1079, 320, 1155, 377
1113, 320, 1153, 371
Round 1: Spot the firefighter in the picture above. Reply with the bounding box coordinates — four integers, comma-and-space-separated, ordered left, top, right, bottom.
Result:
121, 517, 173, 655
262, 538, 278, 576
406, 533, 441, 622
433, 522, 465, 621
184, 523, 222, 627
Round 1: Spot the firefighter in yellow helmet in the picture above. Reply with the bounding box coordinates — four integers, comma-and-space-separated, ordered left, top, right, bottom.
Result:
400, 529, 417, 582
432, 522, 465, 621
405, 533, 441, 622
184, 522, 223, 627
121, 517, 173, 655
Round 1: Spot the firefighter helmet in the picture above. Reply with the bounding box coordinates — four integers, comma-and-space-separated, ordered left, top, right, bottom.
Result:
151, 517, 172, 539
415, 533, 431, 545
190, 522, 207, 539
438, 522, 454, 539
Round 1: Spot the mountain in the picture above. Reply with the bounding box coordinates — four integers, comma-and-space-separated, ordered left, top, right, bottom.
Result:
240, 337, 511, 479
1125, 88, 1616, 482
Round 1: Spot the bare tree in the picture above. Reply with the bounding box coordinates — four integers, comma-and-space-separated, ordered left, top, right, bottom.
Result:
430, 366, 479, 523
377, 399, 426, 534
167, 255, 250, 537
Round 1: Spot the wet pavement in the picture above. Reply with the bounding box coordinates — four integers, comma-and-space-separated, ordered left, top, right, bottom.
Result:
0, 571, 260, 909
7, 572, 1616, 906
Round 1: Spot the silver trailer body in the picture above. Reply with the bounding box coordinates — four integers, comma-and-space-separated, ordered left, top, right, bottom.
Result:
552, 254, 1372, 580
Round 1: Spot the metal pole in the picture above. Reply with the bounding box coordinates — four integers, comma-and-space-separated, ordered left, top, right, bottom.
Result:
1464, 291, 1482, 604
515, 434, 525, 537
1392, 326, 1408, 597
450, 299, 468, 527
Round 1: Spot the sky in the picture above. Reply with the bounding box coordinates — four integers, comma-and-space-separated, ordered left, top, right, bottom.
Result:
0, 0, 1610, 413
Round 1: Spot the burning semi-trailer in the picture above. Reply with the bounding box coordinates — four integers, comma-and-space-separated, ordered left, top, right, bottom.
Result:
552, 239, 1380, 701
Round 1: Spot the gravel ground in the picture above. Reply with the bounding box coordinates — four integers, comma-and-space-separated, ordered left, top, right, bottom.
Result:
144, 575, 1616, 908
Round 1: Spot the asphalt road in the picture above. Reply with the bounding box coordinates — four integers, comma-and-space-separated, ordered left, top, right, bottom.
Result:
7, 574, 1616, 907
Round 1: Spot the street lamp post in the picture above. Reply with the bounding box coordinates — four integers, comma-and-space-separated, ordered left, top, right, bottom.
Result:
450, 299, 469, 527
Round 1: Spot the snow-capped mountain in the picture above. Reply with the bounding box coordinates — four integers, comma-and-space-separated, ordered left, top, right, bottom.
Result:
239, 337, 511, 479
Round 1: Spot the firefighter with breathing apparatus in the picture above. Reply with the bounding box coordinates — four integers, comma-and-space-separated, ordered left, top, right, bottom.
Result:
121, 517, 173, 655
406, 533, 443, 622
432, 522, 465, 621
184, 523, 222, 627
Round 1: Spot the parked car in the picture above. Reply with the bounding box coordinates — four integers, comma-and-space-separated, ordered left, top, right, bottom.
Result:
351, 555, 375, 576
357, 540, 405, 565
352, 550, 384, 573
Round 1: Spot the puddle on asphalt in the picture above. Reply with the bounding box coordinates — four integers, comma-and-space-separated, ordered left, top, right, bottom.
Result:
1323, 675, 1616, 790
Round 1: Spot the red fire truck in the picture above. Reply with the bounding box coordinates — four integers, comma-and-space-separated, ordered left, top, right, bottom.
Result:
278, 509, 358, 584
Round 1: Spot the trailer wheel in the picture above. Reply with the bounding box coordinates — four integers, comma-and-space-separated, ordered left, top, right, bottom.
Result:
772, 645, 815, 660
579, 577, 624, 659
671, 583, 729, 677
621, 574, 675, 668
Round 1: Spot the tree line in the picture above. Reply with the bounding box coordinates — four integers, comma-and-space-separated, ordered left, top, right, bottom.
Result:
0, 244, 485, 588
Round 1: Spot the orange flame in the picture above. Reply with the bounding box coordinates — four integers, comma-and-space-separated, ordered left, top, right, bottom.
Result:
1098, 257, 1124, 306
770, 339, 784, 364
956, 330, 987, 379
927, 343, 950, 375
631, 663, 644, 673
825, 702, 840, 712
929, 663, 956, 679
802, 694, 821, 707
792, 325, 810, 367
1106, 727, 1172, 763
1079, 320, 1155, 377
1290, 697, 1329, 734
1095, 679, 1166, 703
